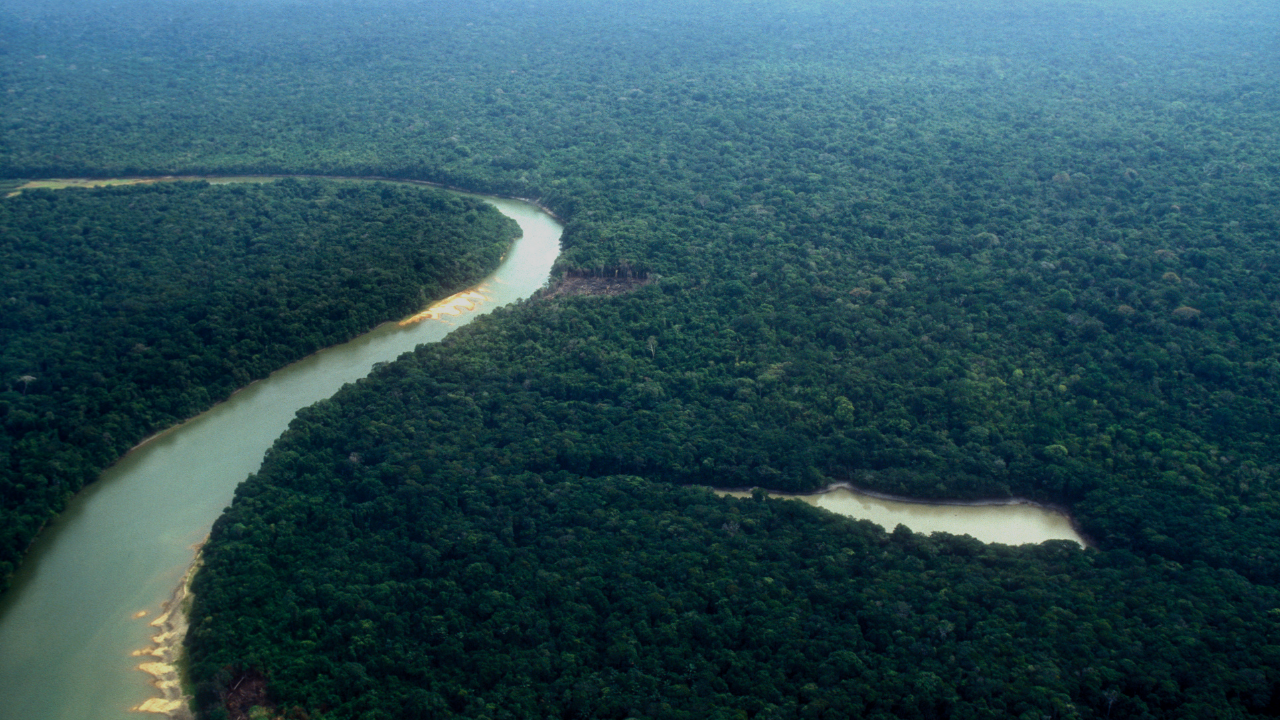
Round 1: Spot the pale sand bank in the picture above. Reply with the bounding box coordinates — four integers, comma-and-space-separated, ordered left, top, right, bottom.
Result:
130, 549, 201, 719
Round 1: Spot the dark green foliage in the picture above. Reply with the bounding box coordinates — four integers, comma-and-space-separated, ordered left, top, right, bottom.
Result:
0, 179, 516, 592
5, 0, 1280, 579
186, 367, 1280, 717
4, 0, 1280, 716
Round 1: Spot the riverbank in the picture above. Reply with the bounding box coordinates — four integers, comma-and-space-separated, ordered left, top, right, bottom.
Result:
0, 181, 563, 720
131, 548, 200, 719
738, 481, 1070, 511
10, 174, 566, 224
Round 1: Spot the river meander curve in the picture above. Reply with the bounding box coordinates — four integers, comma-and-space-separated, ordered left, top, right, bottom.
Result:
0, 176, 1084, 720
0, 177, 563, 720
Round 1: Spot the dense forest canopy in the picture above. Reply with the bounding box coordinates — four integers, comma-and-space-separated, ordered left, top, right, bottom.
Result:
0, 179, 518, 593
2, 0, 1280, 717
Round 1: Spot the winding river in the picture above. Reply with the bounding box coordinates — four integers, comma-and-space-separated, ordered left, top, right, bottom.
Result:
0, 179, 563, 720
0, 177, 1083, 720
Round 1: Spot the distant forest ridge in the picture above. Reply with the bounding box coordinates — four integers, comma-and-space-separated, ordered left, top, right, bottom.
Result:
3, 0, 1280, 717
7, 174, 567, 221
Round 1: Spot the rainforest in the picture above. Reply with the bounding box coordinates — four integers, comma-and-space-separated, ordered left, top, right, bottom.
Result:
1, 0, 1279, 718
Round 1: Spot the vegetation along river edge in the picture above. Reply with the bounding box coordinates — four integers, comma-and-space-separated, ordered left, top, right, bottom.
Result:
9, 176, 1086, 717
5, 3, 1279, 715
0, 176, 561, 720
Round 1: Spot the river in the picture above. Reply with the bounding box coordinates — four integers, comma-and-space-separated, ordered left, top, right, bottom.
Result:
0, 181, 563, 720
0, 177, 1083, 720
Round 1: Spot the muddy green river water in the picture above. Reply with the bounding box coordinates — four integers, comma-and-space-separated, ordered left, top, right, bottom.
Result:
0, 181, 562, 720
0, 177, 1081, 720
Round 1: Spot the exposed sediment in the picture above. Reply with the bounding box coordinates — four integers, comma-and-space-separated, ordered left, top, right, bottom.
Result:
399, 286, 490, 325
131, 550, 201, 719
539, 274, 652, 300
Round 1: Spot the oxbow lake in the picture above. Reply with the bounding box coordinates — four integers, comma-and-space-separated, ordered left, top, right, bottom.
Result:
715, 486, 1084, 546
0, 177, 1082, 720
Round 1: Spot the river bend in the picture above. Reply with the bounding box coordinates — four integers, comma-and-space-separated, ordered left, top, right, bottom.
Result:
0, 177, 1083, 720
0, 180, 563, 720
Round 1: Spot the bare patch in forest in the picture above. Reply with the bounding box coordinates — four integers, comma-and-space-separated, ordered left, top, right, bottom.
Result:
541, 274, 651, 300
222, 672, 274, 720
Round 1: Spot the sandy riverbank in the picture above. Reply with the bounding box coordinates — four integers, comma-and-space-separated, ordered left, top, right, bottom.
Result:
131, 549, 201, 719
